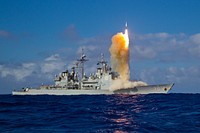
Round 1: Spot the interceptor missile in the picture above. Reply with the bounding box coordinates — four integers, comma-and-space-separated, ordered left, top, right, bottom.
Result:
125, 22, 128, 29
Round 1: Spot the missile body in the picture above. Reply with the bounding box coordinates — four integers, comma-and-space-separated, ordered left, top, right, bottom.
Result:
125, 22, 128, 29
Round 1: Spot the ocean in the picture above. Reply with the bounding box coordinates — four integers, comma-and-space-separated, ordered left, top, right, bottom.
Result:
0, 94, 199, 133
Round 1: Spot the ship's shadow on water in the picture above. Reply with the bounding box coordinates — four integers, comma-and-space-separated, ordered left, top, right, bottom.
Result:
0, 94, 200, 132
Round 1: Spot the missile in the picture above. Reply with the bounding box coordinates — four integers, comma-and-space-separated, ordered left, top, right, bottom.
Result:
125, 22, 128, 29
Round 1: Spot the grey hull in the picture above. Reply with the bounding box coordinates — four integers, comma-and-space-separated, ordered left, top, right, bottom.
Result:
12, 84, 174, 95
114, 84, 174, 94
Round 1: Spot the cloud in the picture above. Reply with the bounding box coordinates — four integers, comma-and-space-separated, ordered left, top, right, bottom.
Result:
129, 32, 200, 93
40, 54, 66, 79
41, 60, 65, 74
187, 34, 200, 57
133, 45, 156, 59
190, 33, 200, 45
0, 54, 66, 81
45, 54, 60, 61
138, 66, 200, 92
131, 32, 200, 62
0, 63, 37, 81
135, 32, 172, 41
188, 45, 200, 57
155, 33, 170, 39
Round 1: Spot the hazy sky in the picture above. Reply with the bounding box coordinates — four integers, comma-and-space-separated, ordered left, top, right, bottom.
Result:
0, 0, 200, 94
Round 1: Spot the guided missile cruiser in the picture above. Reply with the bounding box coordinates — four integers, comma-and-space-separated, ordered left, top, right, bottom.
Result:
12, 23, 174, 95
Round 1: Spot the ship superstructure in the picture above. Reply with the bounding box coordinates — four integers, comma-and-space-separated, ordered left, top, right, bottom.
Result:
53, 51, 115, 90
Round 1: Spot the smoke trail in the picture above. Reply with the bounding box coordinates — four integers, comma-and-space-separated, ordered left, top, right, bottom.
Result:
109, 28, 147, 90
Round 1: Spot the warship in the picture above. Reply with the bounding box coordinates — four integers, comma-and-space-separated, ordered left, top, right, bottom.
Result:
12, 24, 174, 95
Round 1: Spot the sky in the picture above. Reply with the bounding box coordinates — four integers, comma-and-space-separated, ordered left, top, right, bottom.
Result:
0, 0, 200, 94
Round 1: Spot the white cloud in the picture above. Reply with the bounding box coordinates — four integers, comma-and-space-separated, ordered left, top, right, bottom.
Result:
41, 54, 66, 76
190, 33, 200, 45
136, 32, 170, 40
132, 32, 200, 62
0, 54, 66, 81
0, 63, 37, 81
188, 45, 200, 57
41, 61, 65, 74
133, 45, 156, 59
45, 54, 60, 61
139, 66, 200, 86
155, 33, 170, 39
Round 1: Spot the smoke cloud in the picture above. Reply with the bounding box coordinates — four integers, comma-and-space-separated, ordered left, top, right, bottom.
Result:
109, 32, 130, 81
109, 30, 147, 90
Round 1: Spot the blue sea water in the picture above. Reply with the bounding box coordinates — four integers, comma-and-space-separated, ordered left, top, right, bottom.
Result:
0, 94, 200, 133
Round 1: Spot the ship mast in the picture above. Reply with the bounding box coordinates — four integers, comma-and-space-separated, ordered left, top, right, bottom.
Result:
77, 48, 88, 79
97, 53, 108, 74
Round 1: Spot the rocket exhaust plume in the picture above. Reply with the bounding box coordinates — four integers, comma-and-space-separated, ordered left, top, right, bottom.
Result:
109, 23, 147, 90
109, 22, 130, 81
